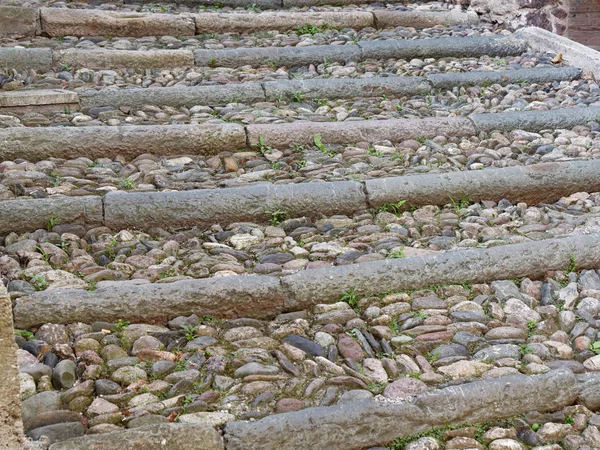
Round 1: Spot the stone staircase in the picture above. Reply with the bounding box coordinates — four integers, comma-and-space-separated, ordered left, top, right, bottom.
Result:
2, 1, 600, 449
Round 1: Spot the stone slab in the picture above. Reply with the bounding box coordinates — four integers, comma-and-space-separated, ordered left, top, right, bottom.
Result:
358, 35, 528, 60
471, 106, 600, 133
281, 233, 600, 310
49, 423, 224, 450
263, 77, 432, 102
0, 6, 38, 38
365, 160, 600, 209
54, 48, 195, 70
194, 44, 361, 68
0, 283, 24, 449
0, 47, 52, 72
127, 0, 282, 7
246, 117, 476, 149
517, 26, 600, 76
0, 123, 246, 161
427, 66, 581, 89
40, 8, 196, 37
374, 10, 478, 28
0, 196, 103, 235
103, 181, 367, 230
79, 83, 265, 109
194, 11, 373, 33
13, 274, 285, 328
224, 370, 578, 450
0, 89, 78, 108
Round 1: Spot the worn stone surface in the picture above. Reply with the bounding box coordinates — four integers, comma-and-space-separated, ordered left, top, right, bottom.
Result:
194, 11, 373, 33
55, 49, 195, 70
224, 370, 578, 450
48, 423, 224, 449
282, 234, 600, 309
40, 8, 196, 37
0, 47, 52, 72
0, 6, 38, 38
0, 123, 246, 161
13, 275, 285, 328
247, 117, 476, 149
374, 10, 478, 28
0, 89, 78, 108
104, 181, 366, 231
366, 160, 600, 210
0, 196, 103, 235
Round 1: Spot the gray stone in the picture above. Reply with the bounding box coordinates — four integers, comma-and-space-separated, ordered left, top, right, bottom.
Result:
26, 422, 84, 444
234, 363, 279, 378
48, 423, 224, 449
22, 391, 61, 425
224, 370, 578, 450
52, 360, 77, 390
473, 345, 521, 363
0, 47, 52, 72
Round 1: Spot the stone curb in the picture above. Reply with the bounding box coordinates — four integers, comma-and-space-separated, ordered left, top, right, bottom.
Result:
48, 423, 224, 450
0, 123, 246, 162
69, 66, 579, 110
0, 196, 103, 236
0, 47, 52, 72
13, 274, 286, 328
193, 11, 374, 34
0, 35, 527, 72
427, 66, 581, 90
282, 233, 600, 311
0, 7, 476, 38
0, 89, 79, 114
194, 35, 527, 68
246, 117, 477, 148
516, 26, 600, 76
12, 233, 600, 327
224, 370, 579, 450
103, 181, 367, 230
365, 160, 600, 209
470, 106, 600, 133
0, 283, 25, 449
54, 48, 196, 70
373, 10, 478, 28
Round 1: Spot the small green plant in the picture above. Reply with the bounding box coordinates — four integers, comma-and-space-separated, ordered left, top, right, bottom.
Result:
60, 63, 73, 72
296, 159, 307, 169
246, 3, 260, 11
63, 106, 71, 114
415, 310, 426, 320
527, 320, 537, 337
589, 341, 600, 355
266, 209, 287, 226
531, 423, 541, 432
291, 91, 304, 102
15, 329, 34, 340
340, 288, 359, 310
30, 274, 47, 291
367, 147, 384, 158
208, 57, 217, 68
449, 194, 471, 214
295, 23, 329, 36
565, 416, 574, 425
378, 200, 407, 216
271, 162, 282, 170
47, 216, 60, 231
181, 324, 198, 342
519, 344, 534, 355
120, 179, 136, 190
315, 98, 328, 107
88, 281, 97, 292
566, 254, 576, 275
114, 319, 130, 333
367, 382, 387, 394
267, 59, 279, 69
386, 248, 405, 259
256, 136, 273, 155
313, 134, 333, 156
174, 360, 187, 372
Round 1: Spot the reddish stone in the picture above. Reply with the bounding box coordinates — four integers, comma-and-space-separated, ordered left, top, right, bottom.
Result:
337, 334, 364, 361
197, 391, 220, 404
416, 331, 454, 342
320, 324, 342, 334
276, 398, 304, 413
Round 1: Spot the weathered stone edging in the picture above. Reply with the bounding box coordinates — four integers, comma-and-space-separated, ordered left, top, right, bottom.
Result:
224, 370, 579, 450
0, 123, 246, 162
75, 66, 579, 109
517, 26, 600, 76
0, 7, 476, 39
13, 233, 600, 327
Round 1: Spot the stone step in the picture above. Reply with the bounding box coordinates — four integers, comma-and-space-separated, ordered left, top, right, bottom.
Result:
1, 105, 598, 162
0, 7, 475, 39
12, 233, 600, 327
1, 156, 599, 235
